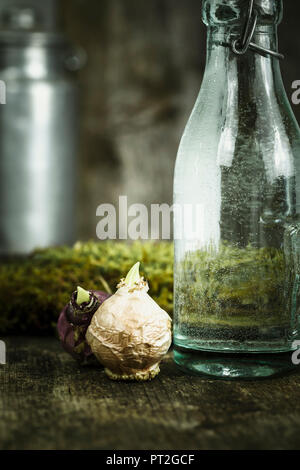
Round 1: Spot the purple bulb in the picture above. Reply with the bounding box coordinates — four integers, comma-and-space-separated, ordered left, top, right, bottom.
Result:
57, 290, 110, 363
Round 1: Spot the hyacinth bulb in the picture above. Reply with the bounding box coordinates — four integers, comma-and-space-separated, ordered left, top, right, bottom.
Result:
86, 263, 172, 381
57, 286, 110, 363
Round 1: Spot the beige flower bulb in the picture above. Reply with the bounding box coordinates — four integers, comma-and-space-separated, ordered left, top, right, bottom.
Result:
86, 262, 172, 381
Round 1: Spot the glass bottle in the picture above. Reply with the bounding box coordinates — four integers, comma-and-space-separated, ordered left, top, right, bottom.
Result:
173, 0, 300, 379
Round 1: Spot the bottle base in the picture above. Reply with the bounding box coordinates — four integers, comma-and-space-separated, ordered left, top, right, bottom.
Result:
174, 346, 299, 380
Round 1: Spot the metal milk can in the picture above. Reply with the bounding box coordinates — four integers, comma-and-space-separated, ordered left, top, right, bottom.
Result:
0, 0, 83, 255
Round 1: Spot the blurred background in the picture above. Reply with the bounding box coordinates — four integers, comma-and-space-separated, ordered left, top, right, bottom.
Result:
0, 0, 299, 253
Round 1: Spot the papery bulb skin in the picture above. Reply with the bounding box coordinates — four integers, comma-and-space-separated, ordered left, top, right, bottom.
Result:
86, 265, 172, 381
57, 289, 110, 364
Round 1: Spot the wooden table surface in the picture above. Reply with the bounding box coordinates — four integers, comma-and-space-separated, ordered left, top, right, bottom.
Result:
1, 336, 300, 450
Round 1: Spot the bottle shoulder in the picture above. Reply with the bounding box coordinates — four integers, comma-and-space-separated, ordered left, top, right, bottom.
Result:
176, 82, 300, 160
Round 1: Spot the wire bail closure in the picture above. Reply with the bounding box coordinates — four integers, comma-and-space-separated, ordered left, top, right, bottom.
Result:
230, 0, 284, 60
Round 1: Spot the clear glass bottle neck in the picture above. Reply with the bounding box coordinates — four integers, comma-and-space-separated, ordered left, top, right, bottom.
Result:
202, 24, 285, 105
206, 25, 280, 70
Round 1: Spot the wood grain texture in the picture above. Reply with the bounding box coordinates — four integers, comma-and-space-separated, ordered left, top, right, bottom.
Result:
1, 336, 300, 450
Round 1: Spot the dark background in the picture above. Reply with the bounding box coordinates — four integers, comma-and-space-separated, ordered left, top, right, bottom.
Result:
61, 0, 300, 240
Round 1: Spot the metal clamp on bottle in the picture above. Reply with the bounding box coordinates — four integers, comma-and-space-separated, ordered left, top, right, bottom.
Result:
229, 0, 284, 60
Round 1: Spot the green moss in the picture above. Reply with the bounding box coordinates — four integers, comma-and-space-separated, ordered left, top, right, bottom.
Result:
0, 241, 173, 335
1, 240, 290, 335
175, 243, 290, 328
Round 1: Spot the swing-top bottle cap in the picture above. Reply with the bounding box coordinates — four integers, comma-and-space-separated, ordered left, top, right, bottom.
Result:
202, 0, 283, 27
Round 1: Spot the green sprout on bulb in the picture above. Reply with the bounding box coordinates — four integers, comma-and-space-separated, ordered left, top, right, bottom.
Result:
76, 286, 90, 306
124, 262, 141, 287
